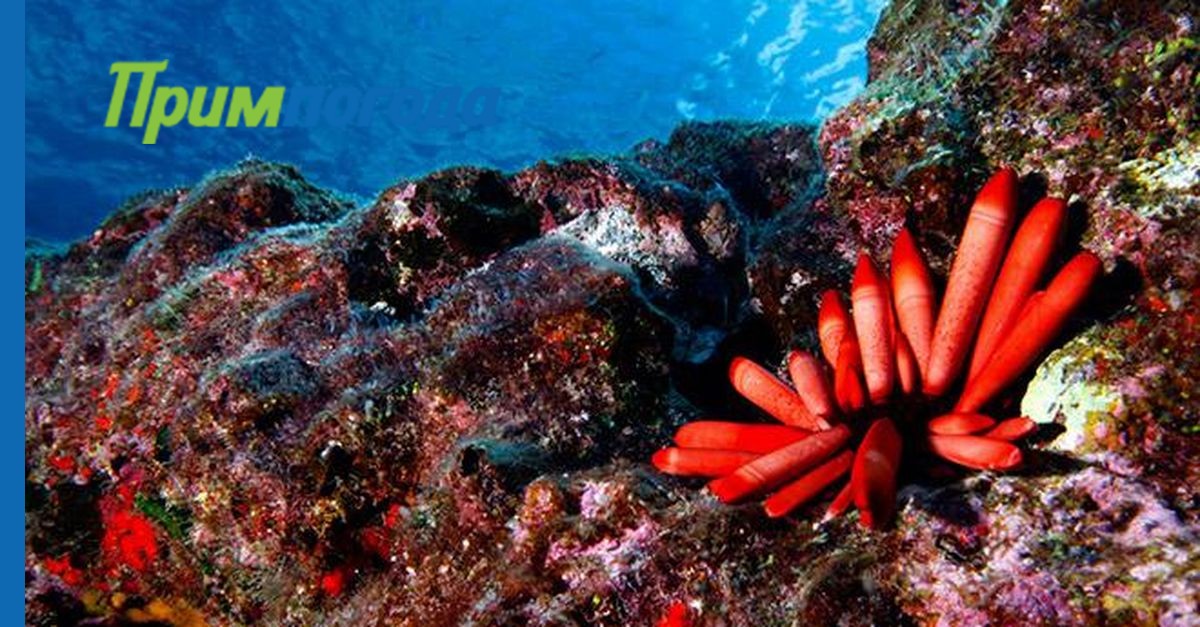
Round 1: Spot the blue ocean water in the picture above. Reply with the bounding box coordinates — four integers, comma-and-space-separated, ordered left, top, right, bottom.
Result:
25, 0, 885, 241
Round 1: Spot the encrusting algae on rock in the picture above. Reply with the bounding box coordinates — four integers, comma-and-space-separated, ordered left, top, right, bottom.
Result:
25, 1, 1200, 624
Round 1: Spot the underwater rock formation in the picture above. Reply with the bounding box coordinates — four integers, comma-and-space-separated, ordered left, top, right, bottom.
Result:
25, 1, 1198, 624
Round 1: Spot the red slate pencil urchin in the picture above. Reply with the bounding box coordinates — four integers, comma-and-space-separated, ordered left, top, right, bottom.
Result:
651, 168, 1103, 529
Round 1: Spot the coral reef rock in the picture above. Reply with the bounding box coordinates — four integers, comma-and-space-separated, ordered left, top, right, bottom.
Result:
26, 2, 1199, 624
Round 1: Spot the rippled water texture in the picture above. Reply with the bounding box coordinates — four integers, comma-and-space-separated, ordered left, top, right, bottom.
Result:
25, 0, 885, 240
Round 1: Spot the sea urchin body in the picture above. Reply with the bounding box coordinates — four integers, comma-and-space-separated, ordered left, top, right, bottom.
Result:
652, 169, 1102, 529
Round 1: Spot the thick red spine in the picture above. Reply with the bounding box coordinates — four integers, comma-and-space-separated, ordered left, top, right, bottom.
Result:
891, 228, 936, 377
956, 251, 1101, 412
787, 350, 836, 422
818, 290, 852, 368
927, 413, 997, 435
707, 425, 851, 504
852, 253, 894, 402
729, 356, 823, 429
652, 448, 761, 477
834, 336, 867, 412
895, 332, 920, 395
674, 421, 811, 453
851, 418, 903, 529
985, 416, 1037, 441
764, 450, 854, 518
926, 168, 1019, 397
927, 435, 1022, 470
969, 198, 1067, 380
824, 482, 854, 520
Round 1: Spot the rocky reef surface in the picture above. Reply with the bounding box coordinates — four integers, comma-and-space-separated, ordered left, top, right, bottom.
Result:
25, 1, 1199, 625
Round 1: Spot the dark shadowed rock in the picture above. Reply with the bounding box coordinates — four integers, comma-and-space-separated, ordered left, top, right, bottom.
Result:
746, 207, 859, 348
344, 166, 542, 320
119, 159, 351, 306
214, 349, 323, 434
635, 120, 824, 219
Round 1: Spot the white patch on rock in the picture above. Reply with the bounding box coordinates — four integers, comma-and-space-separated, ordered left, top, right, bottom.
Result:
779, 269, 814, 306
1021, 335, 1122, 453
556, 204, 697, 287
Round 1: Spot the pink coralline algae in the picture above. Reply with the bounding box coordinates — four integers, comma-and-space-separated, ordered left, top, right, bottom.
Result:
655, 169, 1101, 528
23, 1, 1200, 623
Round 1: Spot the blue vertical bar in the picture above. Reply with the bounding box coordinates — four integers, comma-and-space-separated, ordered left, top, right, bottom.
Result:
10, 0, 27, 621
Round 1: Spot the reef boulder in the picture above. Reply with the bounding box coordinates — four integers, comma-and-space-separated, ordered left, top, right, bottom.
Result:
24, 2, 1200, 624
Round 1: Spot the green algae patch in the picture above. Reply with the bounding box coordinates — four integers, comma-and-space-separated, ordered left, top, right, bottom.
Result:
134, 493, 193, 543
